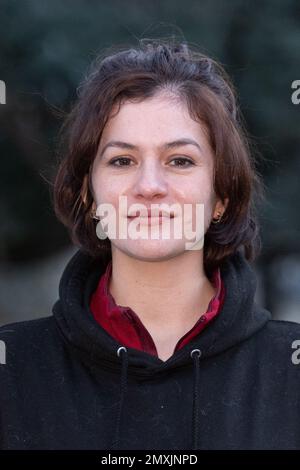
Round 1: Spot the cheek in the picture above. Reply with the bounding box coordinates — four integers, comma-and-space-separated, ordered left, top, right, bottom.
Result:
185, 174, 215, 206
186, 179, 216, 228
92, 171, 120, 205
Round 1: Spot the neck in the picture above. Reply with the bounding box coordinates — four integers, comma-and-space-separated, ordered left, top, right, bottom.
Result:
109, 247, 216, 337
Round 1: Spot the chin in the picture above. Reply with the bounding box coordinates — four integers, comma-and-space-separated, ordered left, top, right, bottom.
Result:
111, 239, 186, 262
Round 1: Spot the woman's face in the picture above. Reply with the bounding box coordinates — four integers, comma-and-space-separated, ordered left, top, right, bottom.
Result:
91, 92, 225, 261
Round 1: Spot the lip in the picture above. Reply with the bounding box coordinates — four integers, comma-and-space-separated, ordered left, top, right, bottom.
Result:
127, 214, 170, 225
127, 209, 175, 218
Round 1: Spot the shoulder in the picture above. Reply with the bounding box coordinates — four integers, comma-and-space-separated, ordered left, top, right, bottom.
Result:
245, 318, 300, 372
264, 318, 300, 354
261, 318, 300, 342
0, 315, 56, 344
0, 316, 61, 370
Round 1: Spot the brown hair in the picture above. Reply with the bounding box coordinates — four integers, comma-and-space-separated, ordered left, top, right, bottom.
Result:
52, 38, 263, 274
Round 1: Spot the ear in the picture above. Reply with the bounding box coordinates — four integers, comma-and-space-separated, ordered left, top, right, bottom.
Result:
212, 197, 229, 219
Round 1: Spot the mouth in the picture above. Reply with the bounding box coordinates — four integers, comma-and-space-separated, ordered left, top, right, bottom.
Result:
127, 214, 172, 226
127, 210, 175, 219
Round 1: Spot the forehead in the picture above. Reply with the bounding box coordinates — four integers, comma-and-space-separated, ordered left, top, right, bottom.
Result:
101, 94, 208, 142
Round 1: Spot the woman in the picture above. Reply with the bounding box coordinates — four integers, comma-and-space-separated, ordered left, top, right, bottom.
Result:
1, 39, 300, 451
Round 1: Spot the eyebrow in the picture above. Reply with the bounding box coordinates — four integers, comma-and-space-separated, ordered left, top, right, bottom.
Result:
99, 138, 202, 157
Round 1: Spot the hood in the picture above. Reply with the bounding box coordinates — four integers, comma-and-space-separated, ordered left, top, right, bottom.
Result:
52, 247, 271, 450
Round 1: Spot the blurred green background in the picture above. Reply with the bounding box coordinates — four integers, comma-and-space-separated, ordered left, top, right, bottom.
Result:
0, 0, 300, 325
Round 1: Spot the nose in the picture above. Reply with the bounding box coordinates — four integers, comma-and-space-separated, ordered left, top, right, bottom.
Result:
132, 160, 168, 199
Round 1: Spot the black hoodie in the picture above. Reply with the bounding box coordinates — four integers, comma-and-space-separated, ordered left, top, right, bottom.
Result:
0, 248, 300, 450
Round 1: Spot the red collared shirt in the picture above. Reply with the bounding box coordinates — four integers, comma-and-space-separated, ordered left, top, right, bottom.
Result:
90, 261, 225, 357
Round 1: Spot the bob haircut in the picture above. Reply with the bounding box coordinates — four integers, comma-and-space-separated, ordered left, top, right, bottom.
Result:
52, 38, 263, 274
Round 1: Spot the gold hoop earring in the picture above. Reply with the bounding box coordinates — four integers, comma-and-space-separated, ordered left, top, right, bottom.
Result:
90, 203, 100, 220
211, 212, 223, 224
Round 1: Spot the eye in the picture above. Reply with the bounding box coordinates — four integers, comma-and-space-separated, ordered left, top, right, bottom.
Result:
108, 157, 133, 167
169, 157, 194, 167
108, 156, 195, 167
